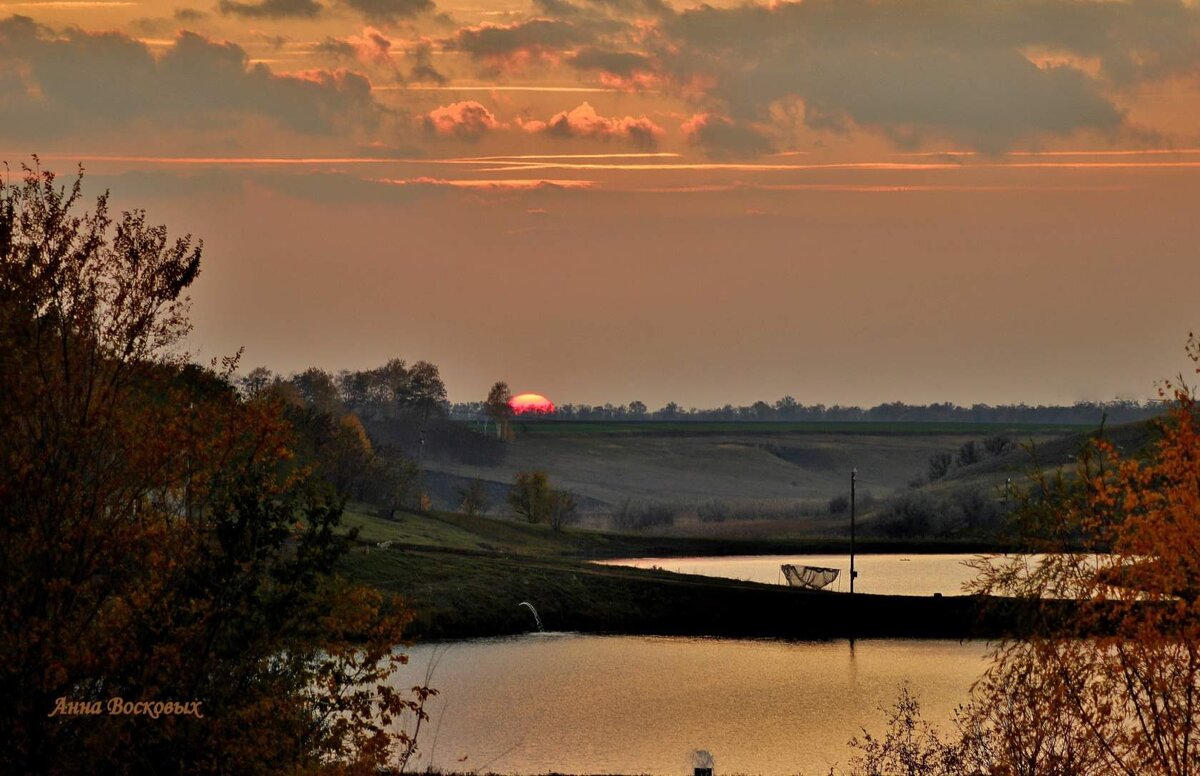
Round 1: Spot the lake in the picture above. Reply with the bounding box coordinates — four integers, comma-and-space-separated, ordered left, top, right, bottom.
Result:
595, 553, 983, 596
397, 634, 990, 776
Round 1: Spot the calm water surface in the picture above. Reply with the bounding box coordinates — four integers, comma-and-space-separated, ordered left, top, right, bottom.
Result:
596, 554, 982, 596
398, 634, 989, 776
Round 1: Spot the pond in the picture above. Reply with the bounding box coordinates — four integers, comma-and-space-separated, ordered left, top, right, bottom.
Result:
397, 633, 989, 776
595, 553, 983, 596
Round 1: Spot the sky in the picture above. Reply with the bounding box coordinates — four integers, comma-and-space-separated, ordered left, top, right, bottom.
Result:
1, 0, 1198, 408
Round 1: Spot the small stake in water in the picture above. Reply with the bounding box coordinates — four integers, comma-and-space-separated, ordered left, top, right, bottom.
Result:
518, 601, 543, 632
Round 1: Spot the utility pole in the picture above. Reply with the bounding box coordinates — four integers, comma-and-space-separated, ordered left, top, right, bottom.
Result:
416, 428, 426, 509
850, 468, 857, 594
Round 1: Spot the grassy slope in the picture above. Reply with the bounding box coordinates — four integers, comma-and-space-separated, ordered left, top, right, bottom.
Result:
339, 505, 1006, 558
426, 423, 1074, 511
340, 421, 1161, 641
921, 419, 1161, 497
338, 505, 1024, 641
347, 544, 1047, 641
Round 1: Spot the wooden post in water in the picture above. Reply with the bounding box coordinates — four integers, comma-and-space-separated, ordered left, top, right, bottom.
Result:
850, 468, 857, 594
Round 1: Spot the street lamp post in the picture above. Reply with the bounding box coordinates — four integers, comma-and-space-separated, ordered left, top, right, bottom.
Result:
850, 468, 857, 594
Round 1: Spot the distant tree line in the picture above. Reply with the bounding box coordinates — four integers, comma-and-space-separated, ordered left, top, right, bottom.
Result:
243, 361, 504, 483
452, 397, 1163, 425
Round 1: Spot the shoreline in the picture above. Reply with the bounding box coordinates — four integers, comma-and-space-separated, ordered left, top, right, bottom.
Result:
346, 545, 1061, 642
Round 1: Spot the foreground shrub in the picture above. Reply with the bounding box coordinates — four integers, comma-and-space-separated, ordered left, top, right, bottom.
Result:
0, 163, 427, 774
851, 335, 1200, 775
611, 499, 678, 530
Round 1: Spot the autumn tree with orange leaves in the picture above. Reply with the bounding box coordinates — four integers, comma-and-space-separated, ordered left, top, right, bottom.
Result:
0, 162, 429, 774
850, 335, 1200, 776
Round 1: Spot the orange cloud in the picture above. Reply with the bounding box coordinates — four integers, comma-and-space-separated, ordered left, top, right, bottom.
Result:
597, 71, 662, 91
379, 176, 594, 189
0, 20, 378, 139
448, 19, 588, 72
423, 101, 502, 141
567, 46, 661, 91
681, 113, 773, 158
315, 27, 394, 65
521, 102, 664, 148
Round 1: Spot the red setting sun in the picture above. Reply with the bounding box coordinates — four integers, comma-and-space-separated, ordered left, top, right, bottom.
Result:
509, 393, 556, 415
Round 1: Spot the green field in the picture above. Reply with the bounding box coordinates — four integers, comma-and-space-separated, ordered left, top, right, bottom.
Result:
483, 419, 1087, 436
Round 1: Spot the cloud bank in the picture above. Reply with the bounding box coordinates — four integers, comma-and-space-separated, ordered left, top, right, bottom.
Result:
0, 16, 378, 141
522, 102, 664, 148
423, 101, 501, 140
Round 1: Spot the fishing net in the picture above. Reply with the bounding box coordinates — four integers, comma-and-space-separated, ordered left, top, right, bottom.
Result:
781, 563, 840, 590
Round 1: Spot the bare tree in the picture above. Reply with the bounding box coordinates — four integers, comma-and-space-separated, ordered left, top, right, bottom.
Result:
485, 381, 513, 439
928, 452, 953, 481
458, 478, 490, 517
983, 435, 1013, 457
507, 470, 550, 523
548, 489, 578, 531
